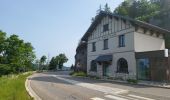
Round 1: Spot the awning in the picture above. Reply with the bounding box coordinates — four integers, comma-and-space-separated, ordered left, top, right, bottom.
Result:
94, 55, 112, 62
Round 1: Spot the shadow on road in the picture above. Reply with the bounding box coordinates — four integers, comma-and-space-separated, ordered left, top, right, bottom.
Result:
30, 75, 73, 85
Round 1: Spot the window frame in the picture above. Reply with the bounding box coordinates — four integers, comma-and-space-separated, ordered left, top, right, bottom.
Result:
117, 58, 128, 73
119, 35, 125, 47
103, 24, 109, 32
92, 42, 96, 52
90, 60, 97, 72
103, 39, 109, 50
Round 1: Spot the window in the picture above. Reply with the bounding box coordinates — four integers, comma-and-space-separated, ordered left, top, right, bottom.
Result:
119, 35, 125, 47
92, 42, 96, 52
103, 39, 108, 50
137, 58, 150, 80
103, 24, 109, 32
90, 60, 97, 72
117, 58, 128, 73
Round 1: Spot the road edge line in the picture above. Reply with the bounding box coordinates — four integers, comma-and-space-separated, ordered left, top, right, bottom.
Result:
25, 75, 42, 100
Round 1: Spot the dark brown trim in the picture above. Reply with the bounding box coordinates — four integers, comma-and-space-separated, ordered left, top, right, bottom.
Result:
135, 50, 165, 58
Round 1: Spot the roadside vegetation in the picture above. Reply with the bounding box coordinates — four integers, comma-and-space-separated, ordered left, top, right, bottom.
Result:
48, 54, 68, 70
70, 71, 102, 80
0, 30, 35, 76
35, 54, 68, 71
0, 30, 35, 99
0, 72, 33, 100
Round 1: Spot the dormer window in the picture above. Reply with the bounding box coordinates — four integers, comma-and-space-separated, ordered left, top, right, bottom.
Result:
103, 24, 109, 32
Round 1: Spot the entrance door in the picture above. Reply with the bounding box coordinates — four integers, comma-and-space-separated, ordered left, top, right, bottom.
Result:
137, 58, 150, 80
103, 62, 109, 76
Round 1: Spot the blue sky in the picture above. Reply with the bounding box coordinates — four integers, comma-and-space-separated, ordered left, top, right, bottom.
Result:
0, 0, 124, 66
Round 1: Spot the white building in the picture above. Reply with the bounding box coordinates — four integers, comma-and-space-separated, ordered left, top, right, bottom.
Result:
78, 11, 170, 81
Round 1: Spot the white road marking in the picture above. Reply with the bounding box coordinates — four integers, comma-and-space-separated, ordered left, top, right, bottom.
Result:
91, 97, 105, 100
105, 95, 129, 100
26, 76, 42, 100
111, 94, 139, 100
128, 94, 155, 100
52, 75, 128, 95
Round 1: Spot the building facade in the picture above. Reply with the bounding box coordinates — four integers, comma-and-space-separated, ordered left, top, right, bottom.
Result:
75, 41, 87, 72
77, 11, 170, 81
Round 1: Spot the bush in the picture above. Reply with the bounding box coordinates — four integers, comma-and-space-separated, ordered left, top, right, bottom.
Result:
127, 79, 138, 84
70, 71, 87, 77
0, 64, 11, 76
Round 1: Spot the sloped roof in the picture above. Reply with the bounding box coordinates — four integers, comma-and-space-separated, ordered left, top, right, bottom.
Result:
81, 11, 170, 41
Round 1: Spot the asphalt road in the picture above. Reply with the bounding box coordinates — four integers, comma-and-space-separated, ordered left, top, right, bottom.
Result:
29, 71, 170, 100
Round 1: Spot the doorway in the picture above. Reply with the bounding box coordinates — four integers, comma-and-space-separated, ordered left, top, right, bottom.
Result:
103, 62, 110, 76
137, 58, 150, 80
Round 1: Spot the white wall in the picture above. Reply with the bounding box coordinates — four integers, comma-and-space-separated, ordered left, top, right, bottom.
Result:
134, 31, 165, 52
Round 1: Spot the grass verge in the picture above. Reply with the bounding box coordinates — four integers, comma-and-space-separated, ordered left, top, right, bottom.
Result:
127, 79, 138, 84
0, 72, 33, 100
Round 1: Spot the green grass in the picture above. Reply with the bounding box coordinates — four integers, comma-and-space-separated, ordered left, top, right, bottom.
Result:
127, 79, 138, 84
0, 72, 33, 100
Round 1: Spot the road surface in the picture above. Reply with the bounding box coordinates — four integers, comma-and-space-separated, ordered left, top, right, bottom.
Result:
29, 71, 170, 100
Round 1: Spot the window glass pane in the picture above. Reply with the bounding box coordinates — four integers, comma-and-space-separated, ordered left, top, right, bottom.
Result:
117, 58, 128, 73
104, 39, 108, 49
92, 42, 96, 51
90, 60, 97, 72
137, 58, 150, 80
122, 35, 125, 46
103, 24, 109, 32
119, 35, 125, 47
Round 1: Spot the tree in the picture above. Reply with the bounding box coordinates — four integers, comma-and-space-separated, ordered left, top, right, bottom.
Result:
35, 59, 40, 70
40, 55, 47, 65
0, 33, 36, 73
114, 0, 131, 17
40, 55, 47, 70
96, 5, 102, 14
114, 0, 160, 22
0, 30, 35, 75
70, 64, 74, 70
57, 54, 68, 69
48, 54, 68, 70
0, 31, 7, 64
104, 3, 111, 13
22, 42, 35, 71
48, 57, 57, 70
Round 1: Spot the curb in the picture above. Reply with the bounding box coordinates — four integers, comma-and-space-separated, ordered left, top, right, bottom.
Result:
25, 75, 42, 100
72, 75, 170, 89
